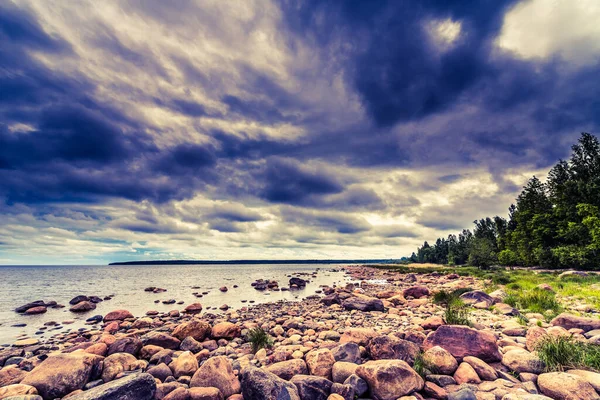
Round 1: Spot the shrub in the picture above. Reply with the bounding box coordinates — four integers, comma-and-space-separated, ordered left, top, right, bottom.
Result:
536, 335, 600, 372
246, 327, 274, 353
444, 298, 472, 327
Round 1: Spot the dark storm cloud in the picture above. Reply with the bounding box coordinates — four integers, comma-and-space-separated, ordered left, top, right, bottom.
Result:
281, 207, 371, 234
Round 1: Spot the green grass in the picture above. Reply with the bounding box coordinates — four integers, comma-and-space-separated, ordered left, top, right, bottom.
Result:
504, 288, 562, 317
433, 288, 471, 305
516, 314, 530, 326
444, 297, 473, 327
536, 335, 600, 372
246, 327, 274, 353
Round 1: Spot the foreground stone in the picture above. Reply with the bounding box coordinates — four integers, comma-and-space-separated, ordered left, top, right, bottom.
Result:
21, 352, 103, 399
240, 367, 300, 400
538, 372, 600, 400
423, 325, 501, 362
356, 360, 424, 400
290, 375, 333, 400
172, 320, 212, 341
0, 384, 38, 399
65, 373, 156, 400
190, 356, 240, 398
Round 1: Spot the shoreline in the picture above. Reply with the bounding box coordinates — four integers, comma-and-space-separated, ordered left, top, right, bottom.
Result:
2, 265, 600, 399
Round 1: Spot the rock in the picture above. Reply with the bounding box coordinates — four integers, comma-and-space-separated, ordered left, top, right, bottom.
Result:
64, 372, 156, 400
190, 356, 240, 398
0, 384, 38, 399
331, 343, 361, 363
69, 296, 90, 305
448, 388, 477, 400
306, 349, 336, 380
339, 328, 377, 346
426, 374, 457, 387
462, 356, 497, 381
188, 387, 224, 400
343, 374, 367, 397
102, 353, 144, 382
0, 349, 24, 367
423, 346, 458, 375
240, 367, 300, 400
331, 362, 358, 383
341, 297, 384, 312
551, 313, 600, 332
290, 375, 333, 400
172, 320, 212, 341
147, 363, 173, 382
103, 310, 134, 322
423, 381, 448, 399
143, 332, 181, 349
211, 322, 240, 339
330, 383, 353, 400
289, 277, 307, 287
171, 351, 199, 378
502, 349, 545, 374
0, 365, 28, 386
163, 387, 189, 400
107, 337, 143, 356
266, 359, 308, 380
567, 370, 600, 392
13, 339, 39, 347
24, 306, 46, 315
453, 362, 481, 384
327, 394, 344, 400
495, 303, 520, 316
525, 327, 547, 352
538, 372, 600, 400
70, 301, 96, 312
21, 352, 103, 399
179, 337, 203, 353
403, 286, 430, 299
423, 325, 502, 362
422, 316, 445, 330
184, 304, 203, 314
356, 360, 424, 400
369, 335, 419, 363
321, 294, 341, 306
15, 301, 46, 313
459, 291, 494, 307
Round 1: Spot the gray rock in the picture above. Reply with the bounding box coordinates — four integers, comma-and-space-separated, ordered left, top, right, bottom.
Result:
331, 343, 361, 363
290, 375, 333, 400
241, 367, 300, 400
448, 388, 477, 400
343, 374, 368, 397
426, 374, 457, 387
65, 373, 156, 400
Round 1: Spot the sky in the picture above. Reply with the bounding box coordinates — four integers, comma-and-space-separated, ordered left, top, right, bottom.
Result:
1, 0, 599, 264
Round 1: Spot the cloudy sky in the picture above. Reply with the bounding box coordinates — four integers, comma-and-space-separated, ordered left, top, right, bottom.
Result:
1, 0, 599, 264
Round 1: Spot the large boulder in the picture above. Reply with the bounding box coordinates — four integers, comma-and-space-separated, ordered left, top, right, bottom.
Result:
538, 372, 600, 400
0, 365, 28, 386
423, 325, 501, 362
211, 322, 241, 339
190, 356, 240, 398
266, 359, 308, 380
306, 349, 336, 380
501, 349, 545, 374
331, 362, 358, 384
0, 384, 38, 399
341, 297, 384, 312
172, 320, 212, 341
356, 360, 424, 400
241, 367, 300, 400
290, 375, 333, 400
15, 301, 46, 313
103, 310, 134, 322
65, 372, 156, 400
331, 343, 361, 364
367, 335, 419, 363
551, 313, 600, 332
21, 352, 103, 399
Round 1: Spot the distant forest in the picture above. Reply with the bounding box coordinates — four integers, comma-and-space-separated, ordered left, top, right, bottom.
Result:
409, 133, 600, 270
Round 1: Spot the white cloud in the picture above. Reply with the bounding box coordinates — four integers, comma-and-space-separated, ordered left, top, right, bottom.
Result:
497, 0, 600, 64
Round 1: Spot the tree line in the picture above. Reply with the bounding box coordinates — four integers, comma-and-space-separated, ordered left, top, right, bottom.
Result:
409, 132, 600, 269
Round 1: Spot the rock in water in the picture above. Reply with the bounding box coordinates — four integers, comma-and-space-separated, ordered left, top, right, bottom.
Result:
423, 325, 502, 362
241, 367, 300, 400
69, 301, 96, 312
103, 310, 134, 322
63, 373, 156, 400
21, 352, 103, 399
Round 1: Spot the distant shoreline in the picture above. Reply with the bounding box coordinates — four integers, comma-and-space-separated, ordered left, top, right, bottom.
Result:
108, 259, 401, 266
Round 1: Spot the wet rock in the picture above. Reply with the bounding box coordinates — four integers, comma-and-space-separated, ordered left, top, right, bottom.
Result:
24, 306, 46, 315
423, 325, 501, 362
69, 296, 90, 305
15, 301, 47, 314
356, 360, 424, 400
190, 356, 240, 398
290, 278, 307, 287
70, 301, 96, 312
184, 304, 203, 314
65, 372, 156, 400
240, 367, 300, 400
103, 310, 134, 322
290, 375, 333, 400
20, 352, 103, 399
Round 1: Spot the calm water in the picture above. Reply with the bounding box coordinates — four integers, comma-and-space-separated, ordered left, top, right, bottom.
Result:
0, 264, 354, 345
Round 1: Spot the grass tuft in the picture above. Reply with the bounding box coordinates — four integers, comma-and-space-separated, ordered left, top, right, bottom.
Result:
444, 297, 472, 326
536, 335, 600, 372
246, 327, 274, 353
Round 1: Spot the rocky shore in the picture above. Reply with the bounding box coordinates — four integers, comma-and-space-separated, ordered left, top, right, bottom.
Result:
1, 266, 600, 400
